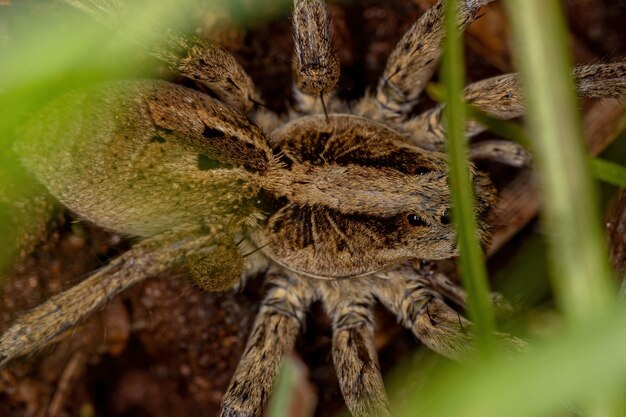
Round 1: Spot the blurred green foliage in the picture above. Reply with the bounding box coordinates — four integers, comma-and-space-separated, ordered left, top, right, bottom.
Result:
0, 0, 291, 274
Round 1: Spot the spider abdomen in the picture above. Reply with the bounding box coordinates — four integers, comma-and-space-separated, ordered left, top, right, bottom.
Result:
16, 80, 274, 237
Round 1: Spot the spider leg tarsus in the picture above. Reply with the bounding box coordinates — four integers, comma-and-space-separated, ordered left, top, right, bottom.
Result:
62, 0, 258, 112
322, 283, 390, 417
220, 270, 313, 417
377, 270, 528, 360
291, 0, 340, 114
404, 62, 626, 148
469, 140, 533, 167
412, 295, 475, 361
376, 271, 475, 361
366, 0, 495, 120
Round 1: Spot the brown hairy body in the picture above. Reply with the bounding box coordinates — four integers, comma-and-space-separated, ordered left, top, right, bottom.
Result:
1, 0, 625, 416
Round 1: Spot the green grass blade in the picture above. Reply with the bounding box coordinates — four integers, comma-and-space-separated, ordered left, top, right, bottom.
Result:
503, 1, 620, 415
441, 0, 495, 352
503, 0, 615, 323
590, 158, 626, 188
267, 359, 297, 417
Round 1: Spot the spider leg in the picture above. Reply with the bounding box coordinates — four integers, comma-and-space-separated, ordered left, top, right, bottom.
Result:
416, 264, 515, 315
220, 269, 314, 417
291, 0, 340, 114
0, 231, 223, 368
320, 280, 390, 417
469, 140, 532, 167
62, 0, 258, 112
413, 262, 469, 308
404, 62, 626, 150
357, 0, 494, 121
376, 268, 526, 360
375, 269, 474, 361
158, 33, 259, 112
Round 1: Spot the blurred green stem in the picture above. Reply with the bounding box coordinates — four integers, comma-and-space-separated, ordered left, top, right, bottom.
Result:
442, 0, 495, 353
590, 158, 626, 188
504, 0, 618, 415
504, 0, 615, 323
267, 359, 296, 417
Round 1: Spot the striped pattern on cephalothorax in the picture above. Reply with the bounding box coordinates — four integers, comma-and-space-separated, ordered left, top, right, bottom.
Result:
257, 114, 495, 278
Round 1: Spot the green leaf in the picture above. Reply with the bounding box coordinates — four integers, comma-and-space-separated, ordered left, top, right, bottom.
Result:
442, 0, 496, 354
590, 158, 626, 188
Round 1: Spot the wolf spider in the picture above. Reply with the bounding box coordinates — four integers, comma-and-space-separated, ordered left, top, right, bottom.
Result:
2, 0, 626, 416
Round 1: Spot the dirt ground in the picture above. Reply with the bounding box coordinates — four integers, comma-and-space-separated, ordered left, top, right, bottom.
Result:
1, 0, 626, 416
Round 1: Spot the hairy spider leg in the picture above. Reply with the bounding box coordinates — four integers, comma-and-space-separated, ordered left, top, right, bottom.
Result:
414, 264, 516, 318
357, 0, 496, 121
220, 269, 314, 417
292, 0, 340, 114
404, 62, 626, 150
63, 0, 259, 112
160, 33, 260, 112
0, 230, 223, 367
376, 268, 527, 361
320, 281, 391, 417
469, 140, 532, 167
376, 268, 476, 361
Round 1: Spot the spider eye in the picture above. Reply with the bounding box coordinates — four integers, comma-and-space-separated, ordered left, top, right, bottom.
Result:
440, 208, 452, 225
414, 167, 431, 175
407, 214, 428, 227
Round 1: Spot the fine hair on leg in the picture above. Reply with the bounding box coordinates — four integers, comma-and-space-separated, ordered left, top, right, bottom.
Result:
469, 140, 532, 167
0, 230, 221, 367
365, 0, 495, 120
220, 269, 314, 417
375, 268, 475, 361
62, 0, 258, 111
320, 280, 391, 417
292, 0, 340, 114
404, 62, 626, 150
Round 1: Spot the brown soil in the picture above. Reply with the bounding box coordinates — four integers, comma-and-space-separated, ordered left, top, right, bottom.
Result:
1, 1, 625, 417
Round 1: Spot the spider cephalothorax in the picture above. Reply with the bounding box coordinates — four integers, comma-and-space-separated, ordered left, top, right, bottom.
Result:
259, 114, 496, 279
2, 0, 625, 416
